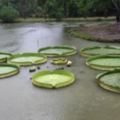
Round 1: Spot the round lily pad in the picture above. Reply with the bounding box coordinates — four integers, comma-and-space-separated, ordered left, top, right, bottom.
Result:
32, 70, 75, 89
51, 58, 68, 65
80, 46, 120, 57
97, 70, 120, 93
8, 53, 47, 66
38, 46, 77, 57
0, 64, 19, 78
86, 55, 120, 71
0, 52, 11, 62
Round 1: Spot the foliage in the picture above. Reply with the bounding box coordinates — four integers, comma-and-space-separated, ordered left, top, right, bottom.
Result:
34, 6, 43, 17
44, 0, 64, 21
0, 0, 120, 22
81, 0, 120, 21
0, 5, 19, 22
10, 0, 38, 18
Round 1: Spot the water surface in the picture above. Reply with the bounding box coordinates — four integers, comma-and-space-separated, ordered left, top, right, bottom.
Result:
0, 22, 120, 120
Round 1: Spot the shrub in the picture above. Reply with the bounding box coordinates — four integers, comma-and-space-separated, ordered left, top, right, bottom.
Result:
54, 8, 64, 21
44, 0, 63, 21
0, 5, 19, 23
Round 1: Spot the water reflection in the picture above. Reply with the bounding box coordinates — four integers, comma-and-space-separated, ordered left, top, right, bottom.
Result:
0, 24, 20, 52
20, 23, 65, 52
0, 23, 66, 53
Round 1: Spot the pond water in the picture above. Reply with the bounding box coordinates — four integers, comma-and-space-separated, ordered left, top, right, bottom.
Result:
0, 22, 120, 120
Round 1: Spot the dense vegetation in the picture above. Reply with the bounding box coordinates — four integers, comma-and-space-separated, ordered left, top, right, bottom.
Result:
0, 0, 120, 22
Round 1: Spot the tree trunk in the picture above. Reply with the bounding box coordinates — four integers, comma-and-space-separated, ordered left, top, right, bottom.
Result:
116, 10, 120, 22
112, 0, 120, 22
116, 15, 120, 22
63, 0, 67, 17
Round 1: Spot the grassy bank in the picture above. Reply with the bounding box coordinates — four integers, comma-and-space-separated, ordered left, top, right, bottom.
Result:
0, 17, 116, 23
63, 17, 115, 22
16, 18, 55, 23
15, 17, 116, 23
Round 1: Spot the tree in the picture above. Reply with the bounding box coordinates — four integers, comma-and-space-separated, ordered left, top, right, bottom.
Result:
0, 5, 19, 22
112, 0, 120, 22
44, 0, 63, 21
81, 0, 120, 22
0, 0, 120, 22
15, 0, 38, 18
68, 0, 80, 17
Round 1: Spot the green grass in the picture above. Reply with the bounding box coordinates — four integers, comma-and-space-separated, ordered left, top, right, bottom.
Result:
63, 17, 115, 22
14, 17, 116, 23
16, 18, 55, 23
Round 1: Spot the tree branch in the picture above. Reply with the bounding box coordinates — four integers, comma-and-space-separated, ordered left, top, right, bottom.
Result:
112, 0, 120, 11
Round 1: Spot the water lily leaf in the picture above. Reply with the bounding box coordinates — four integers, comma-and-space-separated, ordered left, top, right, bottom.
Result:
32, 70, 75, 89
38, 46, 77, 57
80, 46, 120, 57
8, 53, 47, 66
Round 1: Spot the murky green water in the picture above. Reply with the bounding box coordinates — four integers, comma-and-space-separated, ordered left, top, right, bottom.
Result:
0, 22, 120, 120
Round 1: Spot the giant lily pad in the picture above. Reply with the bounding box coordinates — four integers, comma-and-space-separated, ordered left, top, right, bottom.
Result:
97, 70, 120, 93
80, 46, 120, 57
51, 58, 68, 65
8, 53, 47, 66
38, 46, 77, 57
0, 64, 19, 78
32, 70, 75, 89
0, 52, 11, 62
86, 55, 120, 71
